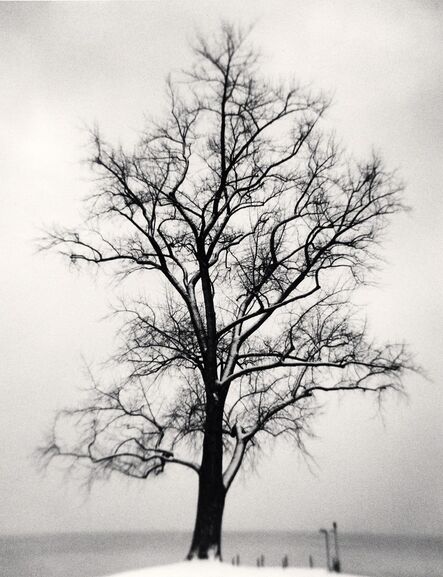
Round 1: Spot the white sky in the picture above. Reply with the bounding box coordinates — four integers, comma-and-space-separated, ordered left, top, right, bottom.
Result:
0, 0, 442, 537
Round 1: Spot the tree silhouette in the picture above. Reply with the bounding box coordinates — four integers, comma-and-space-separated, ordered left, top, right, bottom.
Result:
42, 24, 412, 560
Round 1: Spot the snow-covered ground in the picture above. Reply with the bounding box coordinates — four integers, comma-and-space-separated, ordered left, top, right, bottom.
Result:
105, 562, 363, 577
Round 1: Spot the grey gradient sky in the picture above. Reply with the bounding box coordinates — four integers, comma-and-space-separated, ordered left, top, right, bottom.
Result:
0, 0, 442, 537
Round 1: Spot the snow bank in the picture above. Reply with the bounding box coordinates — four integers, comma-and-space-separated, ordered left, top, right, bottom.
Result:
105, 561, 363, 577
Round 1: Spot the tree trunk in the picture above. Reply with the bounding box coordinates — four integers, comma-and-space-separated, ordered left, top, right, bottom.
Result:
187, 396, 226, 560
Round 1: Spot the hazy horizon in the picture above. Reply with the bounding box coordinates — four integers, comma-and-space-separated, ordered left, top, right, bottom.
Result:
4, 528, 443, 538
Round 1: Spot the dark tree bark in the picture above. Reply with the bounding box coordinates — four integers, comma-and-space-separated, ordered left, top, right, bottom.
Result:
187, 395, 226, 560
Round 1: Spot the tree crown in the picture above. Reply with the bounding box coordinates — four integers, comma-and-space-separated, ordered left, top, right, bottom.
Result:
43, 24, 411, 487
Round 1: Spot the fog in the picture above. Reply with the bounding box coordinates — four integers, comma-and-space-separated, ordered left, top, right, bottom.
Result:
0, 0, 442, 537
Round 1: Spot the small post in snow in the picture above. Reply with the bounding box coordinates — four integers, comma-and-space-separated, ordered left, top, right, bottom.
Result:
331, 521, 341, 572
282, 554, 289, 568
309, 554, 314, 568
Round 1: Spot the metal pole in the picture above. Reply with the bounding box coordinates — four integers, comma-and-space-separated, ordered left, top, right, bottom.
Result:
332, 521, 341, 572
320, 528, 331, 571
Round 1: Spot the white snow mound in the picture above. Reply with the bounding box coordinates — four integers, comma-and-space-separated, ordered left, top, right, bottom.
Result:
104, 561, 365, 577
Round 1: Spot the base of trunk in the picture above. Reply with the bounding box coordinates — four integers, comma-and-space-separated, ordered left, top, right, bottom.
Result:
186, 545, 222, 561
187, 396, 226, 561
186, 485, 225, 561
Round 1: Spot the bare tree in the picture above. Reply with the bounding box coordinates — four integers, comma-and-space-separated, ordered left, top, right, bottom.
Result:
42, 24, 413, 560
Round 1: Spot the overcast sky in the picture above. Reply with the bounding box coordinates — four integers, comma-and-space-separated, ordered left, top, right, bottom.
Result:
1, 0, 442, 537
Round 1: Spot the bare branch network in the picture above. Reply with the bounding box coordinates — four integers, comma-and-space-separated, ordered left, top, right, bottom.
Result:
41, 24, 414, 558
